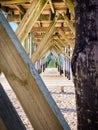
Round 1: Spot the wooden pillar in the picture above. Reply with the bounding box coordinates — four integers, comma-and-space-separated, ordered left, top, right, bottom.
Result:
28, 32, 32, 58
0, 84, 27, 130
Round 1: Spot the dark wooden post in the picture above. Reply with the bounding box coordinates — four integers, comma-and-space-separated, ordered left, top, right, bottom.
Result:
72, 0, 98, 129
0, 84, 27, 130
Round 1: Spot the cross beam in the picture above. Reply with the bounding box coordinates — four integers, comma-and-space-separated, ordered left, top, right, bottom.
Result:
16, 0, 49, 42
32, 16, 58, 63
0, 0, 33, 4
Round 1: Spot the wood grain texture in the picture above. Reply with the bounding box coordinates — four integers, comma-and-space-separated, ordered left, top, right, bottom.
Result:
0, 11, 70, 130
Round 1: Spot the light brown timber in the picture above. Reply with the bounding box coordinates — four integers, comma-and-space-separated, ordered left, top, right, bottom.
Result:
0, 11, 70, 130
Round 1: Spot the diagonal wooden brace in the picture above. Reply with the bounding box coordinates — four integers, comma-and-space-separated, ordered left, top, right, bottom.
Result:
0, 11, 70, 130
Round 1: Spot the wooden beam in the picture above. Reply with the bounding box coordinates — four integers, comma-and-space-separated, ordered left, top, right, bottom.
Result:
57, 28, 75, 48
7, 14, 21, 22
54, 41, 70, 60
64, 15, 75, 35
55, 35, 74, 52
32, 16, 58, 63
63, 0, 74, 16
49, 0, 55, 13
0, 0, 33, 4
15, 5, 26, 15
31, 27, 70, 33
0, 11, 70, 130
16, 0, 49, 42
0, 84, 27, 130
39, 38, 54, 59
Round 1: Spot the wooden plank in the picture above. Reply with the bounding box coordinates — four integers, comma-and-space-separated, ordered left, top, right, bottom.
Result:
16, 0, 49, 42
0, 83, 27, 130
0, 11, 70, 130
0, 0, 33, 4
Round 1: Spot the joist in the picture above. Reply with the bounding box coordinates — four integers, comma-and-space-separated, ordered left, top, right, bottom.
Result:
0, 0, 33, 4
31, 27, 70, 32
0, 11, 70, 130
16, 0, 49, 43
32, 16, 58, 63
54, 41, 70, 60
0, 84, 27, 130
57, 28, 75, 48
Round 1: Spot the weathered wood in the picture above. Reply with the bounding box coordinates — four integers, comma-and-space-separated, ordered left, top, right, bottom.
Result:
16, 0, 49, 42
49, 0, 54, 13
57, 28, 75, 48
39, 38, 54, 59
0, 0, 33, 4
15, 5, 26, 15
63, 0, 74, 16
0, 83, 27, 130
72, 0, 98, 129
32, 16, 57, 63
54, 40, 70, 60
0, 11, 70, 130
64, 15, 75, 35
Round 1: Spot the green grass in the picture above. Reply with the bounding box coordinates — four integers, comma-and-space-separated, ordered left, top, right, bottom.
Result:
48, 60, 56, 68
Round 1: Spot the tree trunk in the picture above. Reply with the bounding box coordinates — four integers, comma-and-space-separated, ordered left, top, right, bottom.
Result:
72, 0, 98, 130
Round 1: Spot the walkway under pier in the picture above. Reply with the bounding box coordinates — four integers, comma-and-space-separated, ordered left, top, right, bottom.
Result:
0, 68, 77, 130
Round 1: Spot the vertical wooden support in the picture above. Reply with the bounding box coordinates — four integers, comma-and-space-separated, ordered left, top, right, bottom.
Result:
28, 33, 32, 58
0, 84, 27, 130
0, 11, 70, 130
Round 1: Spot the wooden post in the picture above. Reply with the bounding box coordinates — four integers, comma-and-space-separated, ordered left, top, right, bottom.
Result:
0, 11, 70, 130
0, 84, 27, 130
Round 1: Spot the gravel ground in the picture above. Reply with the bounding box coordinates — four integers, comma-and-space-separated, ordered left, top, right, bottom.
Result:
0, 73, 77, 130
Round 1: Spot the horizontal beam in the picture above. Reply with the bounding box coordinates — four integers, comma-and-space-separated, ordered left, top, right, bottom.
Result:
0, 0, 33, 4
31, 27, 70, 32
